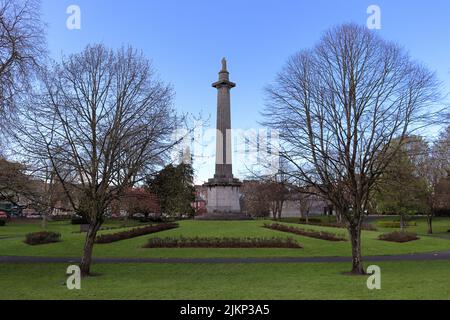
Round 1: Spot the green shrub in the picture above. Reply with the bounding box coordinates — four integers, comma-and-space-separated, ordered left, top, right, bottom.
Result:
378, 231, 419, 243
0, 220, 6, 227
25, 231, 61, 245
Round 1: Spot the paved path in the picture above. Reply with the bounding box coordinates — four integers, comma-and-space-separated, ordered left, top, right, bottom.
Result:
1, 250, 450, 264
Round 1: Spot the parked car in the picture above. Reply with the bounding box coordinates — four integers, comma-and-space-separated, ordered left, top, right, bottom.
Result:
0, 211, 8, 219
26, 213, 42, 219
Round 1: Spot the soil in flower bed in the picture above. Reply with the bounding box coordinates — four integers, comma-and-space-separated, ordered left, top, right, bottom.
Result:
378, 231, 419, 243
143, 236, 303, 248
95, 223, 179, 244
264, 223, 347, 241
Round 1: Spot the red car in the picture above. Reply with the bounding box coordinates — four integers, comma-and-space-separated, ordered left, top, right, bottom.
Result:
0, 211, 7, 219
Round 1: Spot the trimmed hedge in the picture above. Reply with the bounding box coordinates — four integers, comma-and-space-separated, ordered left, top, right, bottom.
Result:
136, 216, 166, 223
25, 231, 61, 245
264, 223, 347, 241
71, 216, 89, 225
298, 218, 323, 224
0, 220, 6, 227
300, 220, 377, 231
329, 222, 376, 231
377, 221, 417, 228
378, 231, 419, 243
95, 223, 178, 244
143, 236, 302, 248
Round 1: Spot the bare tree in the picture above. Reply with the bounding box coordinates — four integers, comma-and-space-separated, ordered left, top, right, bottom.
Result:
267, 180, 288, 220
297, 191, 312, 224
0, 0, 46, 129
16, 44, 179, 276
426, 126, 450, 232
0, 157, 31, 204
0, 157, 64, 225
240, 180, 271, 217
31, 161, 68, 229
119, 188, 160, 219
263, 24, 441, 274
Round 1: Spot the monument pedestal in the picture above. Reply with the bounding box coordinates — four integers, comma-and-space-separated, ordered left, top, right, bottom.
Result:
205, 178, 241, 213
199, 182, 250, 220
197, 178, 251, 220
199, 176, 251, 221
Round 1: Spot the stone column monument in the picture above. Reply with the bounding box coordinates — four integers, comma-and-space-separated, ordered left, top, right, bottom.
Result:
202, 58, 245, 219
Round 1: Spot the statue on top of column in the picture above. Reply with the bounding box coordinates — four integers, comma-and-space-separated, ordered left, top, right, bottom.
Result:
221, 57, 227, 72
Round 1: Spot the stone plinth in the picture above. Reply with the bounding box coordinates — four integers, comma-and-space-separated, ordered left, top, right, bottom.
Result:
205, 181, 241, 214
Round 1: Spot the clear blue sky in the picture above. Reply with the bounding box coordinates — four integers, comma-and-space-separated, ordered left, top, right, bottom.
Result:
42, 0, 450, 183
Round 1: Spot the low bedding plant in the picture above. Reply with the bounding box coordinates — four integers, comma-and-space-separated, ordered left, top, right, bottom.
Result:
143, 236, 303, 248
24, 231, 61, 245
95, 223, 179, 244
378, 231, 419, 243
264, 223, 347, 241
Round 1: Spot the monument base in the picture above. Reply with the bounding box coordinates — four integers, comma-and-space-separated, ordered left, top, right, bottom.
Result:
198, 179, 251, 220
206, 184, 241, 213
195, 211, 252, 220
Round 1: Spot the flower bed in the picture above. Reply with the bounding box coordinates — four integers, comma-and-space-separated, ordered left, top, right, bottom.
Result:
264, 223, 347, 241
25, 231, 61, 245
378, 231, 419, 243
95, 223, 178, 244
143, 236, 303, 248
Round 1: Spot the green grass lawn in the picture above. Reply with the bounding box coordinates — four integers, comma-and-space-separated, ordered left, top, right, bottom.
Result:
0, 261, 449, 300
281, 216, 450, 236
373, 216, 450, 235
1, 217, 449, 300
0, 219, 449, 259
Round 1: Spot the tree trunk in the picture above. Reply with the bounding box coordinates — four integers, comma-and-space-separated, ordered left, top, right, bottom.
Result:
272, 203, 277, 220
277, 201, 282, 220
80, 220, 101, 277
348, 224, 365, 274
400, 214, 405, 231
427, 213, 433, 234
335, 209, 342, 223
122, 213, 129, 227
41, 214, 47, 229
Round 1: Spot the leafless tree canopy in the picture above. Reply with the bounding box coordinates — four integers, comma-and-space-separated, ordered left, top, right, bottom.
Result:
19, 44, 176, 214
0, 0, 46, 126
16, 44, 178, 275
263, 24, 441, 273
